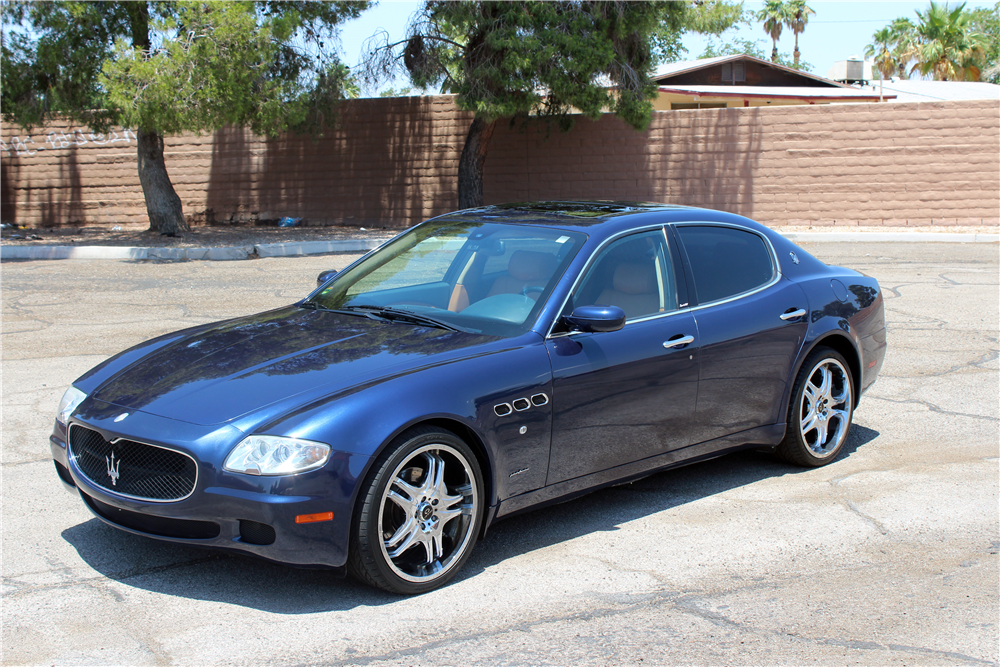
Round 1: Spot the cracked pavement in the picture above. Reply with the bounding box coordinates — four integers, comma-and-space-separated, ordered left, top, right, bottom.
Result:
2, 242, 997, 666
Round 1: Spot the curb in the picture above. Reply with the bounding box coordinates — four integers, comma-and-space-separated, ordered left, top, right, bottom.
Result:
2, 232, 996, 261
0, 238, 390, 261
783, 232, 999, 243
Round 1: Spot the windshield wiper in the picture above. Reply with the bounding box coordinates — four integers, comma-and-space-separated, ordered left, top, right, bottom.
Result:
341, 305, 471, 333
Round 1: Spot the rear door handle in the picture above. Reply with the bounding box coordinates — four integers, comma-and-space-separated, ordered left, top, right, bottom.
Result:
663, 335, 695, 349
780, 308, 807, 321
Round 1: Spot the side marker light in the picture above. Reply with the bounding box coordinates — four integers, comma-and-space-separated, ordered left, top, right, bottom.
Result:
295, 512, 334, 524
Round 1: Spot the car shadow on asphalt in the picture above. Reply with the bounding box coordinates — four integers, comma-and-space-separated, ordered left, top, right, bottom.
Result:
61, 424, 879, 613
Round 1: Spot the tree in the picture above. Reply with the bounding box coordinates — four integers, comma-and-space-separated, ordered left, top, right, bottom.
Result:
865, 26, 901, 81
363, 2, 654, 209
912, 1, 987, 80
786, 0, 815, 69
966, 2, 999, 82
755, 0, 791, 63
700, 37, 812, 71
1, 1, 369, 234
362, 1, 740, 210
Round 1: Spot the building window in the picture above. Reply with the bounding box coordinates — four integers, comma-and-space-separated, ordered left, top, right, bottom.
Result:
671, 102, 728, 110
721, 61, 746, 84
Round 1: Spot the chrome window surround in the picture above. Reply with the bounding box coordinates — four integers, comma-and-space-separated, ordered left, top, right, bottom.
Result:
546, 221, 782, 339
67, 422, 199, 503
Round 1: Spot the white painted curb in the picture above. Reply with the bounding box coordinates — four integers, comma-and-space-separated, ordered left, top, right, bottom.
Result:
1, 238, 391, 261
783, 232, 1000, 243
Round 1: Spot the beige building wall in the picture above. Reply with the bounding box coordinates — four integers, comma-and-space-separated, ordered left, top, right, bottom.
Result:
2, 97, 997, 229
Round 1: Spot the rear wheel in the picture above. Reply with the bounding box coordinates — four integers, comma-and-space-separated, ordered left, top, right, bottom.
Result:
348, 426, 483, 594
777, 348, 854, 467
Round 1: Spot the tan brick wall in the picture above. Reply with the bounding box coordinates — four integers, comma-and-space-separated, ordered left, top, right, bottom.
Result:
2, 97, 997, 229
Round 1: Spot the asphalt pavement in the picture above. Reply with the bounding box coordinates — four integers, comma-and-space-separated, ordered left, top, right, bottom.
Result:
1, 242, 997, 666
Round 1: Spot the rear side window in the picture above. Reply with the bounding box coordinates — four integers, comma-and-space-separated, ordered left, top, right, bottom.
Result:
676, 226, 775, 304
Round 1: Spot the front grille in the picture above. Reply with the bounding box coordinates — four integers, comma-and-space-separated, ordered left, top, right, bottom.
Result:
239, 520, 276, 545
69, 425, 197, 501
82, 491, 220, 539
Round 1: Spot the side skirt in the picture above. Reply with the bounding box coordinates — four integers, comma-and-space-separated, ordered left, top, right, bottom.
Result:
492, 423, 786, 521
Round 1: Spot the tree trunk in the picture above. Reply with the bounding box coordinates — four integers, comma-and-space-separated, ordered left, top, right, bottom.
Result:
126, 2, 186, 235
136, 129, 188, 235
793, 34, 800, 68
771, 40, 779, 63
457, 116, 497, 210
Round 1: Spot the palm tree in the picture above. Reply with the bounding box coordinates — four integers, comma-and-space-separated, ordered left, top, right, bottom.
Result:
786, 0, 815, 69
912, 1, 987, 80
889, 18, 919, 78
755, 0, 790, 63
865, 26, 899, 81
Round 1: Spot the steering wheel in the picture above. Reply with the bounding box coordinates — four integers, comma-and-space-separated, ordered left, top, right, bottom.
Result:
521, 285, 545, 297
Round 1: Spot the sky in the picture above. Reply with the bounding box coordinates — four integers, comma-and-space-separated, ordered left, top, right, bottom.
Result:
335, 1, 998, 96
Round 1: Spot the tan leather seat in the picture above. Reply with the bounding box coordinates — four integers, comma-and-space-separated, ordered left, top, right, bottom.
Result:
488, 250, 558, 299
596, 263, 659, 319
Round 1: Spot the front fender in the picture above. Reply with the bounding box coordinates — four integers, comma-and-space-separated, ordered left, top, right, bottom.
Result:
256, 337, 556, 511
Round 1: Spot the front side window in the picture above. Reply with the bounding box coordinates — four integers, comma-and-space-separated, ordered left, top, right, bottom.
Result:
309, 221, 586, 337
567, 229, 677, 321
676, 225, 775, 305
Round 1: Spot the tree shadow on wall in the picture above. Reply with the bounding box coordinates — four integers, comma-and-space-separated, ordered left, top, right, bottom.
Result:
40, 144, 85, 228
0, 151, 17, 226
204, 98, 464, 229
484, 107, 764, 218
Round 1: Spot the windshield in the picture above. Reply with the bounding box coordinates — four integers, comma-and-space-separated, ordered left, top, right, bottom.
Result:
307, 220, 586, 337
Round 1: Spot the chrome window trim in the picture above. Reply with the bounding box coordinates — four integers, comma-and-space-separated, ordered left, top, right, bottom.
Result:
545, 225, 676, 339
545, 220, 784, 339
67, 422, 199, 504
671, 221, 783, 313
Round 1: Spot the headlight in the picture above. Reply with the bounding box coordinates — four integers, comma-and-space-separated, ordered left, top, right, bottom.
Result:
223, 435, 331, 476
57, 387, 88, 426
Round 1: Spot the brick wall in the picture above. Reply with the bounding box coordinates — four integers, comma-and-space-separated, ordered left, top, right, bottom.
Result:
2, 96, 997, 229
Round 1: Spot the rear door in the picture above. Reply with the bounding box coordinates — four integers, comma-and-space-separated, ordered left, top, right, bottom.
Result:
673, 224, 808, 443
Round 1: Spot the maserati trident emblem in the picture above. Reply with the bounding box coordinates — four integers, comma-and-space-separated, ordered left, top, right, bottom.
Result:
106, 452, 121, 486
114, 413, 129, 423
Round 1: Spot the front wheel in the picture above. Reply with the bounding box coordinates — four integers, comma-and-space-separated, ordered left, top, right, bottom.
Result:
777, 348, 854, 467
348, 427, 483, 594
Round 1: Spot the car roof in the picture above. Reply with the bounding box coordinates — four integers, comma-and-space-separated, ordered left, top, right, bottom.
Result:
429, 201, 770, 237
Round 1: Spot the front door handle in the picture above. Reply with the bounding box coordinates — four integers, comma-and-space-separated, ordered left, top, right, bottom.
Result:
780, 308, 807, 321
663, 335, 695, 349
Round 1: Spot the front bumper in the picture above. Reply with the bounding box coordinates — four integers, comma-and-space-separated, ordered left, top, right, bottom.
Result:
50, 409, 370, 570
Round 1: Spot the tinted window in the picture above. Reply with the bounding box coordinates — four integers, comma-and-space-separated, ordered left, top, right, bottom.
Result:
676, 226, 774, 304
569, 229, 677, 321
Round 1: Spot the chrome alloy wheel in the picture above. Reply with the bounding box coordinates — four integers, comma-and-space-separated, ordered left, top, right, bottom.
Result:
377, 444, 478, 584
798, 357, 853, 458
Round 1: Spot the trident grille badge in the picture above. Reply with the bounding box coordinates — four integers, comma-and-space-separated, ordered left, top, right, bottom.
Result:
106, 451, 121, 486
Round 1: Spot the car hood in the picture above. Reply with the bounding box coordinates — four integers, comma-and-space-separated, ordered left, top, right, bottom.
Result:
90, 307, 498, 426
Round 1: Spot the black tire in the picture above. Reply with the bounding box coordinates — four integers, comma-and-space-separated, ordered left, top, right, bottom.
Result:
347, 426, 483, 594
777, 347, 855, 467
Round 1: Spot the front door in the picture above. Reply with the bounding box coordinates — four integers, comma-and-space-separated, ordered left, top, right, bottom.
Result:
544, 228, 700, 485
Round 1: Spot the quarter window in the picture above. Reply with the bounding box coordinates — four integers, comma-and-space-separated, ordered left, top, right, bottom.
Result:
676, 225, 775, 304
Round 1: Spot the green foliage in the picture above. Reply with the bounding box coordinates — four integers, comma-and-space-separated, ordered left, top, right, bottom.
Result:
364, 1, 697, 133
755, 0, 791, 61
650, 0, 744, 63
966, 2, 999, 82
1, 1, 369, 134
700, 37, 812, 71
869, 2, 994, 81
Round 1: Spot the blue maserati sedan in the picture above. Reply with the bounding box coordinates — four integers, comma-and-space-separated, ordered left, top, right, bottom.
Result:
51, 202, 886, 594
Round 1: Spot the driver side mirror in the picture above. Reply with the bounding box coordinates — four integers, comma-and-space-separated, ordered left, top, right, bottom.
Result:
316, 269, 338, 287
563, 305, 626, 333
